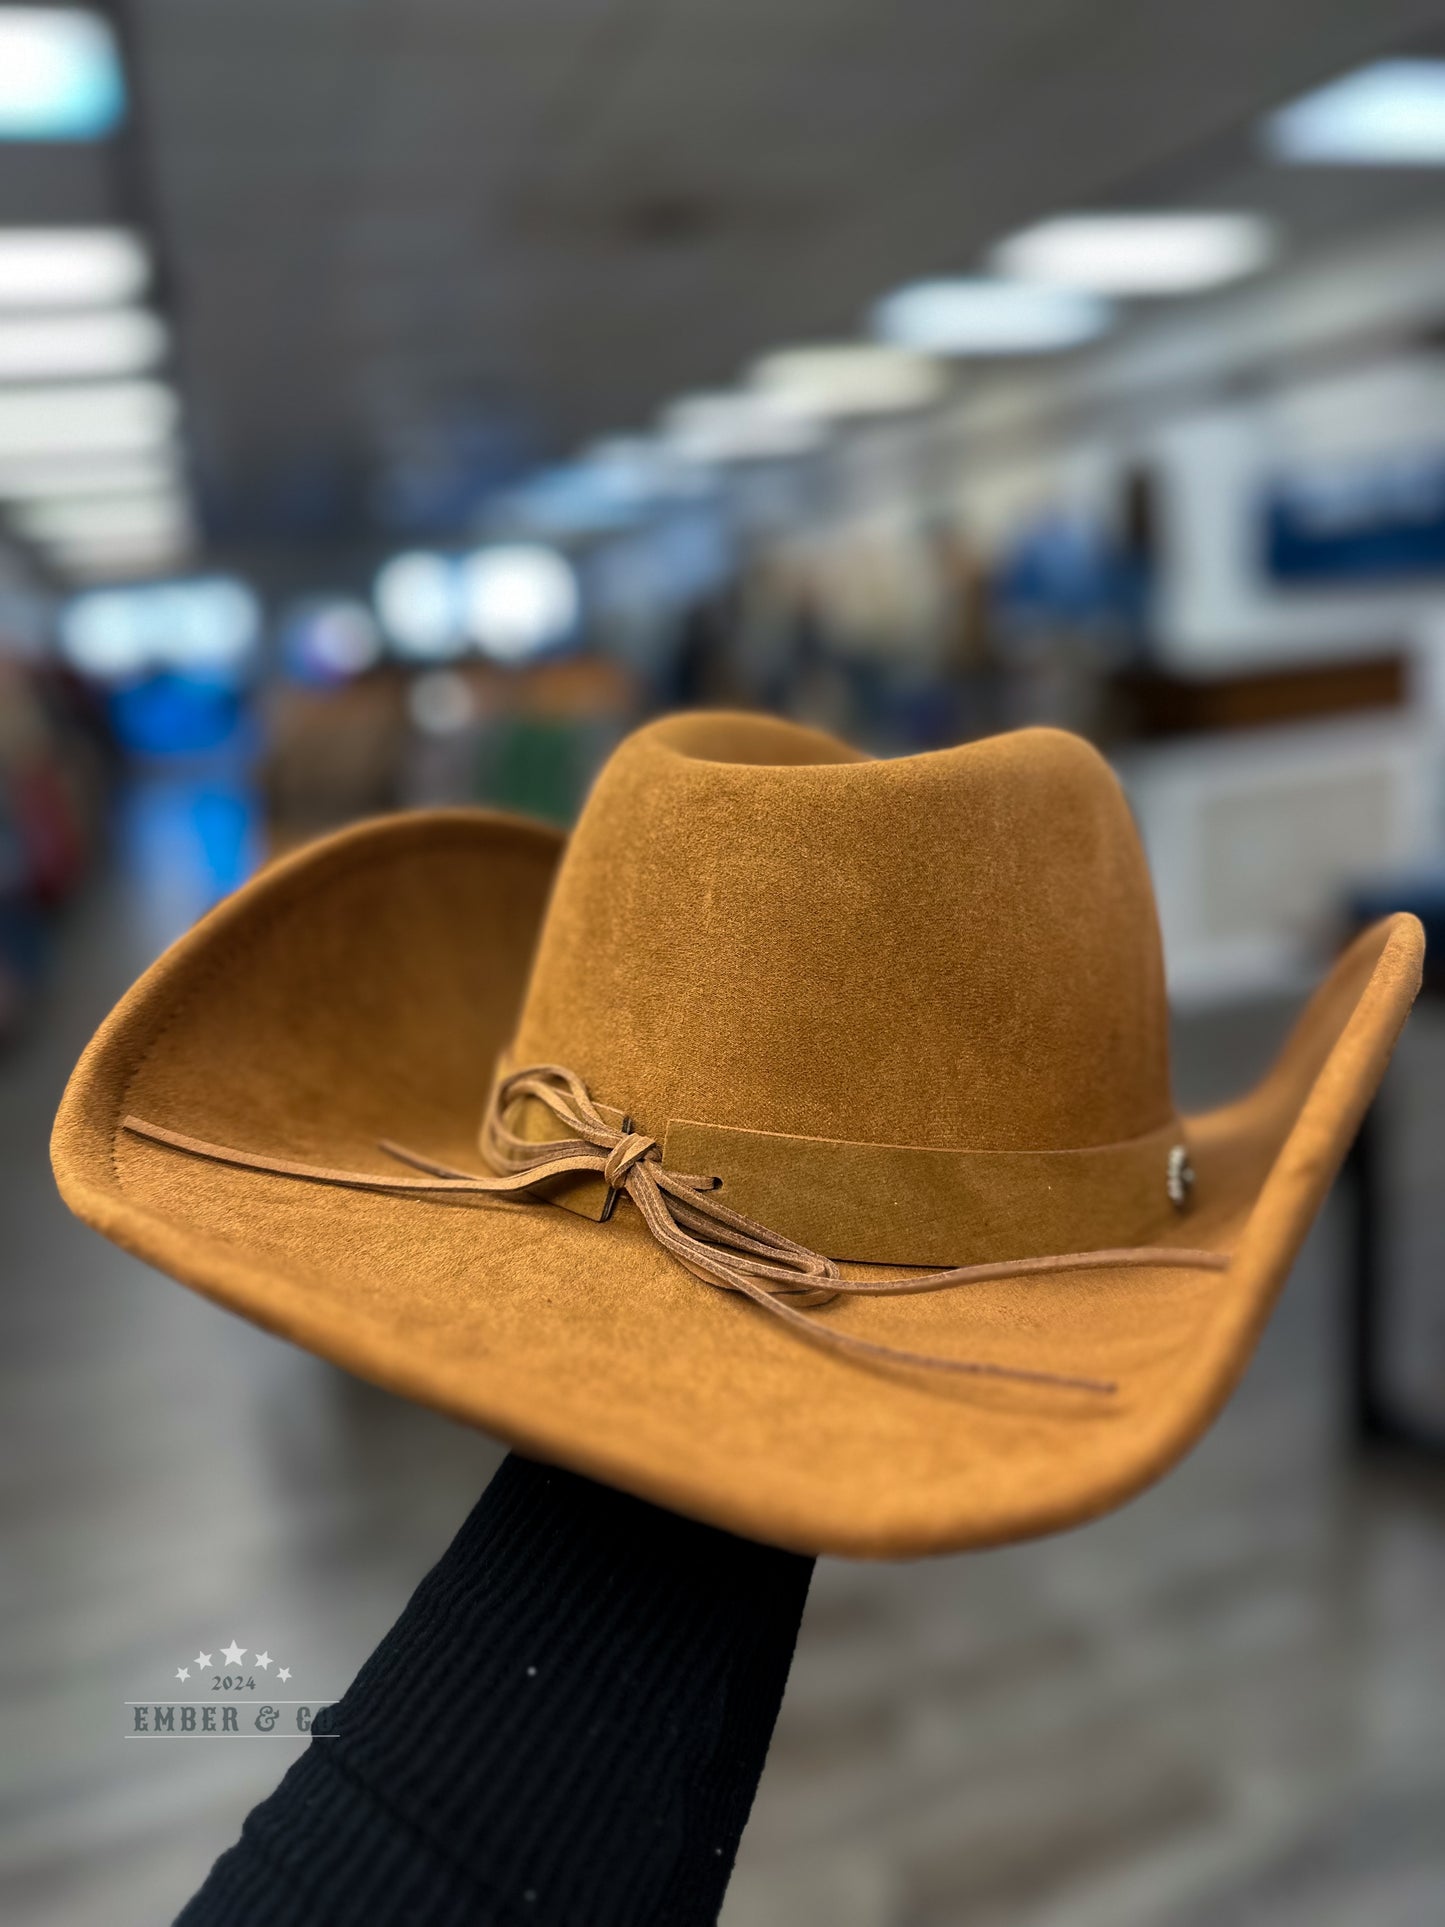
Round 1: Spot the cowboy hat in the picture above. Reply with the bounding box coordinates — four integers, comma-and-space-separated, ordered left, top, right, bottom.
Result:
52, 712, 1422, 1558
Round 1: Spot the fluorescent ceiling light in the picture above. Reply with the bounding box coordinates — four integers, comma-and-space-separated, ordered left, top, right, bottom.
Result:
460, 544, 578, 663
1265, 60, 1445, 164
991, 213, 1275, 294
46, 523, 189, 554
13, 490, 192, 544
508, 462, 646, 536
55, 591, 149, 675
0, 228, 147, 306
374, 550, 463, 660
58, 576, 259, 674
873, 278, 1113, 354
48, 534, 194, 583
584, 436, 702, 492
580, 436, 707, 502
509, 440, 707, 534
0, 451, 181, 500
0, 379, 179, 458
0, 8, 126, 141
148, 578, 258, 669
0, 308, 166, 381
661, 392, 824, 464
748, 345, 947, 417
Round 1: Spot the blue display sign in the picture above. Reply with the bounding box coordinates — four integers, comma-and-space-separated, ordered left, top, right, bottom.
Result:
1264, 452, 1445, 582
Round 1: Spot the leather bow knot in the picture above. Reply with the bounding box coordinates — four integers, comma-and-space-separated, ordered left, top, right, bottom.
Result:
603, 1130, 661, 1192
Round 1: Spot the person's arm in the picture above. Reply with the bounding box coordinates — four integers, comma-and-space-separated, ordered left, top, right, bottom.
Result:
176, 1453, 814, 1927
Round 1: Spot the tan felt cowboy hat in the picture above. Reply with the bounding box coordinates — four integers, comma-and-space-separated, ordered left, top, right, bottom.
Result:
53, 713, 1422, 1558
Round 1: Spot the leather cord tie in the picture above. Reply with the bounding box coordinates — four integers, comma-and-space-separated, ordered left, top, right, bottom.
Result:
123, 1062, 1230, 1399
603, 1131, 660, 1191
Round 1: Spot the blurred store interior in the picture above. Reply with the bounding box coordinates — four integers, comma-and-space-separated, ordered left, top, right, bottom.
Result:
7, 3, 1445, 1924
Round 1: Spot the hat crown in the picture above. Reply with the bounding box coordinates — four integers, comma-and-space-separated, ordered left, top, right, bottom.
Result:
512, 713, 1172, 1152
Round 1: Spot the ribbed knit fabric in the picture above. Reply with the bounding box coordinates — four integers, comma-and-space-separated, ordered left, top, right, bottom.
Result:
174, 1455, 815, 1927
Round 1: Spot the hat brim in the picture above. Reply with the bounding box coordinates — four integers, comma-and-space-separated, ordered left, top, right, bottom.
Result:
52, 809, 1424, 1558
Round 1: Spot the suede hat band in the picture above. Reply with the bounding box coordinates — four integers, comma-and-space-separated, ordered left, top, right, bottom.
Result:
121, 1062, 1228, 1396
494, 1055, 1203, 1261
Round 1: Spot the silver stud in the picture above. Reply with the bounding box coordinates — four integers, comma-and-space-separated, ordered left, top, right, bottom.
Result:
1167, 1142, 1195, 1211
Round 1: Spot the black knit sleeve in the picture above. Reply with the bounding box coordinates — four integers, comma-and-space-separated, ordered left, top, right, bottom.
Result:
174, 1454, 815, 1927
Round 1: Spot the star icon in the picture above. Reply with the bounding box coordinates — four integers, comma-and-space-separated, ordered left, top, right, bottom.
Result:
220, 1640, 246, 1667
195, 1651, 212, 1670
254, 1651, 272, 1671
277, 1666, 291, 1684
175, 1666, 190, 1682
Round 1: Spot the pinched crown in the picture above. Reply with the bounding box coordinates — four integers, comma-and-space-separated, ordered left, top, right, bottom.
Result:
512, 713, 1173, 1154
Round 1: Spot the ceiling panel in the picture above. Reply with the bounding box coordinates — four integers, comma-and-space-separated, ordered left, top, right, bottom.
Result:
6, 0, 1445, 550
